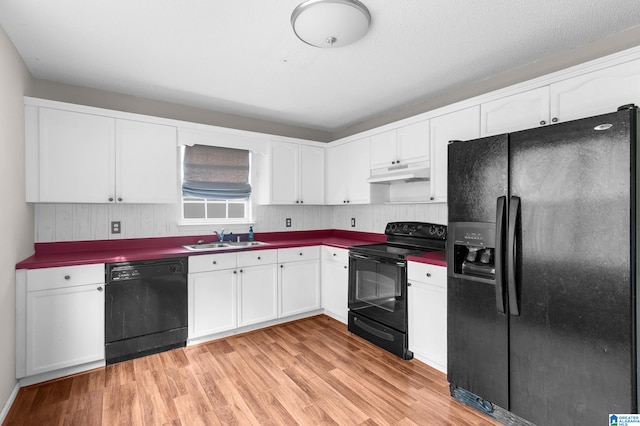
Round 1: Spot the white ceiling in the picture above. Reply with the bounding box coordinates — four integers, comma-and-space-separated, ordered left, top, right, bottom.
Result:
1, 0, 640, 134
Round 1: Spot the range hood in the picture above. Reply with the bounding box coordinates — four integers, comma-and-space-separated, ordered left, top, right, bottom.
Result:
366, 162, 430, 184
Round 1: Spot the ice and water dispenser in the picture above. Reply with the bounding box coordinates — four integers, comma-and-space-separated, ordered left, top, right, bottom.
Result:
448, 222, 497, 282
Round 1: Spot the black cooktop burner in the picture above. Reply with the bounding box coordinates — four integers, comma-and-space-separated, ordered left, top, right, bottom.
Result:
349, 221, 447, 260
348, 243, 429, 260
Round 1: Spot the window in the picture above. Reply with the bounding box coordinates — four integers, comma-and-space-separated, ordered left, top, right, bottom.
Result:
180, 145, 252, 224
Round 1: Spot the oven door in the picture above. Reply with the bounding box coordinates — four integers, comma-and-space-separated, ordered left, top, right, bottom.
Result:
348, 251, 407, 332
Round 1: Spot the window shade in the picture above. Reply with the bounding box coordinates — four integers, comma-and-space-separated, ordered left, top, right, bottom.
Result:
182, 145, 251, 200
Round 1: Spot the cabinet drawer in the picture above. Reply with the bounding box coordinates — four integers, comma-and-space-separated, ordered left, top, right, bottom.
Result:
408, 262, 446, 287
278, 246, 320, 263
26, 264, 105, 292
322, 246, 348, 264
237, 249, 277, 267
189, 252, 237, 273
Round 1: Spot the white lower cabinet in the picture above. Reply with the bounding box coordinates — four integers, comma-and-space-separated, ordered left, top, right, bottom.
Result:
321, 247, 349, 323
189, 269, 237, 338
278, 246, 321, 318
408, 261, 447, 373
17, 264, 105, 380
188, 250, 279, 337
238, 263, 278, 327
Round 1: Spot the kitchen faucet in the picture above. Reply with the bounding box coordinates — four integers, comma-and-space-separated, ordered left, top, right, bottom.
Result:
213, 229, 225, 242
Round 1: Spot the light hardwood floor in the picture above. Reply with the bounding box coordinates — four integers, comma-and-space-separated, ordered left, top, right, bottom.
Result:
4, 315, 500, 425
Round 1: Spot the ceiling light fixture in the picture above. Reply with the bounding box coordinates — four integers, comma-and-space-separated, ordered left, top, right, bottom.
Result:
291, 0, 371, 48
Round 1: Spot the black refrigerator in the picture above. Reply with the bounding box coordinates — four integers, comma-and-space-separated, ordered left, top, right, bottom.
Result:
447, 105, 638, 426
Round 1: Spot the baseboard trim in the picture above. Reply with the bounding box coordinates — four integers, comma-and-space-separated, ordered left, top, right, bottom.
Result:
0, 382, 20, 424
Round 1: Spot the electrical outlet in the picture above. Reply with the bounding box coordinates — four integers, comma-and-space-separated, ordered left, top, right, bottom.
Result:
286, 218, 292, 228
351, 218, 356, 227
111, 221, 121, 234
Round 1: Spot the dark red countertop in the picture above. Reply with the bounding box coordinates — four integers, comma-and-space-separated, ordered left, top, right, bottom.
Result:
407, 250, 447, 267
16, 229, 388, 269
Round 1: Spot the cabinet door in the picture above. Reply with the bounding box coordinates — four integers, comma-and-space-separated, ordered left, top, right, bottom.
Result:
550, 58, 640, 123
116, 120, 177, 203
325, 143, 349, 205
26, 283, 104, 376
396, 119, 430, 165
238, 263, 278, 327
480, 87, 550, 136
408, 279, 447, 373
370, 130, 397, 169
429, 106, 480, 202
321, 249, 348, 324
346, 137, 372, 204
270, 142, 299, 204
279, 259, 320, 317
188, 269, 236, 339
299, 145, 324, 204
38, 108, 115, 203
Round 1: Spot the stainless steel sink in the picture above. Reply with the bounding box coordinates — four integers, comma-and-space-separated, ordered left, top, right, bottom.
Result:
181, 241, 269, 251
227, 241, 269, 247
181, 242, 231, 251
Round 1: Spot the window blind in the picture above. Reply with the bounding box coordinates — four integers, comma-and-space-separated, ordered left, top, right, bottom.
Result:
182, 145, 251, 200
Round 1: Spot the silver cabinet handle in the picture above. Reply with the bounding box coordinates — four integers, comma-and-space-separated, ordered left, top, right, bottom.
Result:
426, 273, 431, 277
213, 261, 217, 264
97, 286, 103, 292
64, 275, 71, 280
258, 256, 261, 260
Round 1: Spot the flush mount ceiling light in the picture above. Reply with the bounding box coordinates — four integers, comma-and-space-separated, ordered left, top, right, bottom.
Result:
291, 0, 371, 48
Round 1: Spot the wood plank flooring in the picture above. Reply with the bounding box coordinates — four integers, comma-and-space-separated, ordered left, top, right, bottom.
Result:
4, 315, 501, 425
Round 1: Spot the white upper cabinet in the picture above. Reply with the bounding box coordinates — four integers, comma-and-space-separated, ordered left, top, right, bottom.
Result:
480, 87, 550, 136
370, 120, 430, 169
326, 137, 381, 205
549, 58, 640, 123
265, 141, 324, 205
35, 108, 115, 203
298, 144, 325, 204
429, 106, 480, 203
25, 101, 177, 204
115, 119, 177, 203
480, 58, 640, 137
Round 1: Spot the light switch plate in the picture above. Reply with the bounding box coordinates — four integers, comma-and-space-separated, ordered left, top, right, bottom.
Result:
286, 218, 292, 227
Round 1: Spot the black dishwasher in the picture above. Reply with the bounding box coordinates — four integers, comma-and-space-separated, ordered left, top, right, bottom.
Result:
105, 257, 188, 365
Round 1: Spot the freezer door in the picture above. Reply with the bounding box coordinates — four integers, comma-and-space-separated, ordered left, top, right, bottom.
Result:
447, 135, 509, 408
508, 108, 636, 425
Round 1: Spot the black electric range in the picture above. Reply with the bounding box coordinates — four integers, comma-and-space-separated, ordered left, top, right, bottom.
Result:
347, 221, 447, 359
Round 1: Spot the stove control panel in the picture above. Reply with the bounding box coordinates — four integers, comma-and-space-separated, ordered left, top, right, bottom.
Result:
385, 222, 447, 240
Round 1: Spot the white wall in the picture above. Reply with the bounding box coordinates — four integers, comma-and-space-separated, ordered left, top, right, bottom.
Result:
0, 25, 34, 413
33, 202, 446, 242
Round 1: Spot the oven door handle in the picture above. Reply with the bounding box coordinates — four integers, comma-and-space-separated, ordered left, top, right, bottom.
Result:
349, 252, 406, 267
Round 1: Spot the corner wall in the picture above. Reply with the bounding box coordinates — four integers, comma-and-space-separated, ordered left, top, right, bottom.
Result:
0, 25, 34, 415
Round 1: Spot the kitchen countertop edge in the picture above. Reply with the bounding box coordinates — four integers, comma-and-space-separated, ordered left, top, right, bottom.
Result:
17, 229, 450, 269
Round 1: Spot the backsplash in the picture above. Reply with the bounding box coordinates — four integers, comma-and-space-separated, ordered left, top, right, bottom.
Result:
34, 202, 447, 242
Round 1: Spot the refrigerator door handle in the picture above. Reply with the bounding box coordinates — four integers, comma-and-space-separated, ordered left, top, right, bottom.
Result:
495, 196, 506, 314
508, 196, 521, 316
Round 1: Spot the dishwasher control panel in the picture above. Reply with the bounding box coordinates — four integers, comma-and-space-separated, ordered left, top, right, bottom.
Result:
110, 269, 142, 281
106, 258, 187, 282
